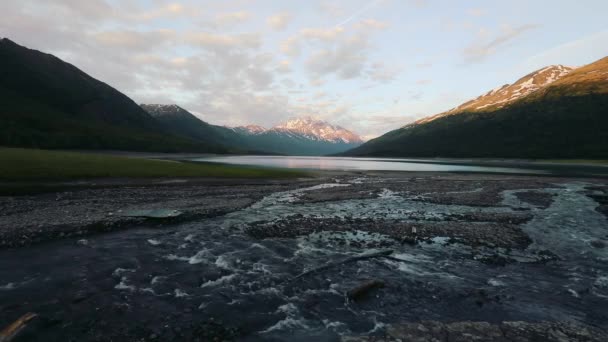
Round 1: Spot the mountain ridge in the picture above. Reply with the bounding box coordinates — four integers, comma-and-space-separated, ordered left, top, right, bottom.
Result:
0, 38, 229, 153
414, 64, 575, 126
140, 104, 364, 155
343, 56, 608, 158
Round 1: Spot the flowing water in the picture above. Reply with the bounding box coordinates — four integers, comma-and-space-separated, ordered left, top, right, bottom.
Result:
194, 155, 608, 177
0, 177, 607, 340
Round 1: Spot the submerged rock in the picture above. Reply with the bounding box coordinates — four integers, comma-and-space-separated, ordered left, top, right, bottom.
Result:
121, 209, 183, 219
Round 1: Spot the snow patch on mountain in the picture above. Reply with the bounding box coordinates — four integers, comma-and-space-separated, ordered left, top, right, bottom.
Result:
234, 117, 364, 144
141, 104, 186, 117
413, 65, 575, 126
234, 125, 267, 135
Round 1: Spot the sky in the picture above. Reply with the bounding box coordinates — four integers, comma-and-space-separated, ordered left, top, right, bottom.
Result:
1, 0, 608, 140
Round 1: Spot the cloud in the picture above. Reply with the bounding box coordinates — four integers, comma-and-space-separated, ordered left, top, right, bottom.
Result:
130, 3, 198, 21
281, 20, 396, 82
46, 0, 115, 20
334, 0, 384, 27
464, 24, 538, 63
305, 35, 368, 80
277, 60, 292, 73
267, 12, 293, 31
408, 90, 424, 100
521, 29, 608, 69
467, 8, 486, 17
356, 19, 389, 30
309, 77, 327, 87
185, 32, 261, 50
300, 27, 345, 41
280, 36, 301, 56
213, 11, 251, 27
366, 62, 401, 83
408, 0, 428, 8
94, 29, 176, 50
416, 62, 432, 68
0, 0, 397, 138
318, 2, 346, 17
280, 27, 345, 57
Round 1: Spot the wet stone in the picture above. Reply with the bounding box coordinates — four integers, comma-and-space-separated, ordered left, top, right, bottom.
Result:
246, 217, 532, 250
514, 191, 556, 208
1, 174, 607, 341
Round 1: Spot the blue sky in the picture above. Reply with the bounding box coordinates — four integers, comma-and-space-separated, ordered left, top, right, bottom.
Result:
1, 0, 608, 139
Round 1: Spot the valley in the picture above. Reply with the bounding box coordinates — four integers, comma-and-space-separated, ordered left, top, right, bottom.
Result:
1, 5, 608, 339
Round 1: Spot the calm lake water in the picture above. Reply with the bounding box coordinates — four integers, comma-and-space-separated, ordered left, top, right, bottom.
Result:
194, 155, 551, 175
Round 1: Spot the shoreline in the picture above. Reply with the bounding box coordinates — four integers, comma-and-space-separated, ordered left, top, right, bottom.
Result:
1, 170, 606, 249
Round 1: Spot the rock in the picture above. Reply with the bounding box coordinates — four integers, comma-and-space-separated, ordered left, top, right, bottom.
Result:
122, 209, 182, 219
590, 240, 606, 249
446, 321, 504, 341
386, 321, 446, 342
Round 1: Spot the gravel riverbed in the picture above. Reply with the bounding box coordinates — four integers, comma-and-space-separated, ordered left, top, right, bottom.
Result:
0, 172, 607, 341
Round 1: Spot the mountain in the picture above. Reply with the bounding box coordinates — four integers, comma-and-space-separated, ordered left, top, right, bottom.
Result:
139, 106, 362, 155
233, 125, 268, 135
140, 104, 276, 155
232, 117, 364, 155
0, 38, 228, 153
416, 65, 574, 125
345, 57, 608, 158
274, 117, 363, 144
140, 104, 244, 149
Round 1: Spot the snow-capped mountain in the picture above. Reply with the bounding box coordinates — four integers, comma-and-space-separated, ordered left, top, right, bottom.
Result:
415, 65, 575, 125
344, 56, 608, 158
232, 125, 267, 135
231, 117, 364, 155
234, 117, 363, 144
141, 104, 364, 155
275, 117, 363, 144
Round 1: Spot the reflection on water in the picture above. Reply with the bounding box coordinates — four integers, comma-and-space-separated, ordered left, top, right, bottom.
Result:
194, 155, 548, 174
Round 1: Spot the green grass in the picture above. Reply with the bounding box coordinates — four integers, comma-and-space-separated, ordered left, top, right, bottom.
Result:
0, 147, 307, 181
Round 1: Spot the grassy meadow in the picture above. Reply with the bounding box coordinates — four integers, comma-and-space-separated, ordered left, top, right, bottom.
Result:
0, 147, 306, 181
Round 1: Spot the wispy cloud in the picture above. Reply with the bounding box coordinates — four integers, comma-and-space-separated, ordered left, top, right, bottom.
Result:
334, 0, 383, 28
464, 24, 538, 63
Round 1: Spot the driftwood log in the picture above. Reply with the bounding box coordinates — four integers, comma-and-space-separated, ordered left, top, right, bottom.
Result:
0, 312, 37, 342
347, 280, 385, 301
291, 249, 394, 282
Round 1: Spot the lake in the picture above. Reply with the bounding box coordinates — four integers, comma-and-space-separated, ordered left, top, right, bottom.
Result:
193, 155, 558, 175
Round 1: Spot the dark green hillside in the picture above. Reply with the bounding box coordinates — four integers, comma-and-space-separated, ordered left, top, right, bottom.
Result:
345, 57, 608, 159
140, 104, 249, 151
347, 93, 608, 158
0, 38, 228, 153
